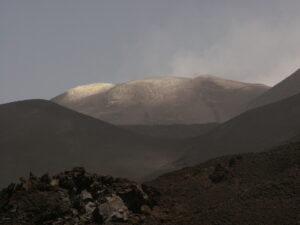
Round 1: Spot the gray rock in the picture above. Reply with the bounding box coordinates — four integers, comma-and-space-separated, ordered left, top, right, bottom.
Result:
85, 201, 97, 214
99, 195, 129, 222
80, 190, 93, 201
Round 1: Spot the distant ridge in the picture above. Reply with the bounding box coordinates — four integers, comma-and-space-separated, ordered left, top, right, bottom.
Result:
248, 68, 300, 109
52, 75, 269, 125
176, 92, 300, 167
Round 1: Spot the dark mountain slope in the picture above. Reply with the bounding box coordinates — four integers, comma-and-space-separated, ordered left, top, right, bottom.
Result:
177, 93, 300, 167
147, 142, 300, 225
120, 123, 219, 139
248, 68, 300, 109
0, 100, 179, 187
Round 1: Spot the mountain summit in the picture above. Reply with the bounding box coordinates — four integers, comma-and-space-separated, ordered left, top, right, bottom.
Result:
52, 76, 269, 125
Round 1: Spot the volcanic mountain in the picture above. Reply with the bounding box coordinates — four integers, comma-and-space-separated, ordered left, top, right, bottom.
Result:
0, 100, 180, 187
52, 76, 269, 125
248, 68, 300, 109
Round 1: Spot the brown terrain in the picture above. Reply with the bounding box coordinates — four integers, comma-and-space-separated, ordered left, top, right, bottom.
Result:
0, 141, 299, 225
146, 141, 300, 225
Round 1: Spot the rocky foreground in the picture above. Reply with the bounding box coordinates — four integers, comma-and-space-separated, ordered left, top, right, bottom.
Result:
0, 142, 299, 225
0, 167, 159, 225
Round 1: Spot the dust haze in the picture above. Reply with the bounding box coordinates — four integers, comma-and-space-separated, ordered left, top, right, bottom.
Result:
119, 1, 300, 86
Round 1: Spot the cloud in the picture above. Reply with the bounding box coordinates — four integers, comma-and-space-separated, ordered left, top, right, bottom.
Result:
118, 1, 300, 86
170, 19, 300, 85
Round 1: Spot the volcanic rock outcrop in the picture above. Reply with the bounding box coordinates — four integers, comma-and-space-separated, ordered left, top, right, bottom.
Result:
0, 167, 157, 225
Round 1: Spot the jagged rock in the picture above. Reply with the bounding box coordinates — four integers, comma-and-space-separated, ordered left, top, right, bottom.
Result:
85, 201, 97, 214
119, 185, 148, 213
0, 167, 158, 225
99, 195, 129, 222
80, 190, 93, 201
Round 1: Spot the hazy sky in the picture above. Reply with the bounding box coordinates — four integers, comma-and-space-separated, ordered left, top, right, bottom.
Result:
1, 0, 300, 103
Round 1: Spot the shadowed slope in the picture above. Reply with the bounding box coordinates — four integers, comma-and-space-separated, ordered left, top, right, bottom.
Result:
146, 142, 300, 225
0, 100, 179, 187
120, 123, 219, 139
177, 93, 300, 167
248, 68, 300, 109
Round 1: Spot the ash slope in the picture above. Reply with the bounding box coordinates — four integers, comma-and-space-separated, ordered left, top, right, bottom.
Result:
248, 68, 300, 109
0, 100, 180, 187
52, 76, 269, 125
177, 92, 300, 167
147, 141, 300, 225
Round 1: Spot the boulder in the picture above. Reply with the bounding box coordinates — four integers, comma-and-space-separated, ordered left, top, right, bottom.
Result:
0, 167, 158, 225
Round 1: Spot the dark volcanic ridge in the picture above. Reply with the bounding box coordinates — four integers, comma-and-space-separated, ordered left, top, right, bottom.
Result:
248, 68, 300, 109
1, 142, 299, 225
177, 92, 300, 167
1, 91, 300, 187
0, 99, 180, 187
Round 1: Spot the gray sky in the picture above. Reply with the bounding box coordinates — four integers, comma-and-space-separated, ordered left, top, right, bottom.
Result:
1, 0, 300, 104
